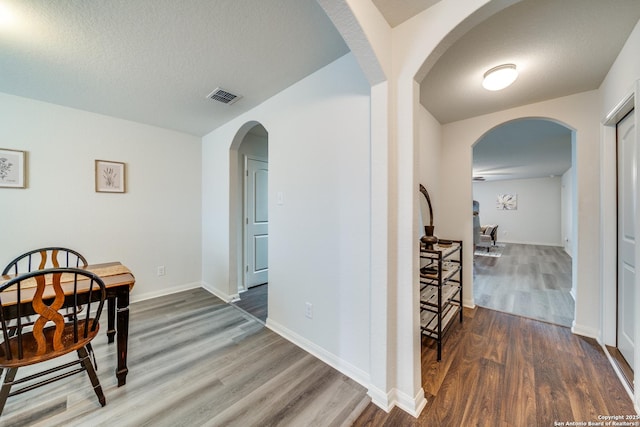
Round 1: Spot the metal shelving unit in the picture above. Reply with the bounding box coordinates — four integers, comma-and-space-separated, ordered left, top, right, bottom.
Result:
419, 239, 463, 361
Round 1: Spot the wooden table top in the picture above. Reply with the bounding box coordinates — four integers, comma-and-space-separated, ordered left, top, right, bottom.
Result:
0, 262, 135, 305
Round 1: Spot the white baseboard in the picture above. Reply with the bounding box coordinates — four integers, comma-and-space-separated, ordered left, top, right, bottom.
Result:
201, 281, 239, 303
571, 321, 599, 339
266, 318, 370, 390
569, 288, 576, 301
367, 386, 393, 412
393, 388, 428, 418
499, 240, 563, 247
600, 342, 636, 409
367, 386, 427, 417
130, 281, 202, 304
266, 318, 428, 418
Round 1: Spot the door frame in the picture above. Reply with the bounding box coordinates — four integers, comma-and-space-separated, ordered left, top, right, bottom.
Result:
228, 121, 268, 302
601, 82, 639, 407
243, 155, 268, 291
615, 108, 636, 370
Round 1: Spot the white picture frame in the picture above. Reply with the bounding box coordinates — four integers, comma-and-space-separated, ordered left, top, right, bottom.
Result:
497, 193, 517, 210
0, 148, 26, 189
95, 159, 126, 193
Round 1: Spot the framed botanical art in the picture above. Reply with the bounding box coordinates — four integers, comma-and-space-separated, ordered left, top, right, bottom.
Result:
0, 148, 26, 189
95, 160, 126, 193
496, 193, 517, 210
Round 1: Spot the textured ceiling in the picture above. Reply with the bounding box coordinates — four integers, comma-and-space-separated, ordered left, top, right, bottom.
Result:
419, 0, 640, 124
2, 0, 639, 182
0, 0, 349, 136
407, 0, 640, 182
473, 119, 572, 182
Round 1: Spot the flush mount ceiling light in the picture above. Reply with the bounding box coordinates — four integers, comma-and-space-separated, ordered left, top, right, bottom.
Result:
0, 3, 16, 28
482, 64, 518, 91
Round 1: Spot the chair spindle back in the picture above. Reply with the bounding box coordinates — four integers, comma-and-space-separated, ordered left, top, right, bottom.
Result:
2, 247, 88, 276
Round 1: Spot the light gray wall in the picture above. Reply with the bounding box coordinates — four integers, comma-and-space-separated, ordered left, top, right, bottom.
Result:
0, 92, 202, 301
473, 177, 563, 246
561, 168, 574, 256
201, 53, 372, 385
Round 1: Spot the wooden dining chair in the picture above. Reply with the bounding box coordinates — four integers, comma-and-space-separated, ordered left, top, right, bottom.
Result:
2, 248, 90, 336
2, 247, 88, 276
0, 268, 107, 414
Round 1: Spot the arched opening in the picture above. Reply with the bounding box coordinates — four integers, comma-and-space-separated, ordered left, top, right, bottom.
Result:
229, 121, 269, 322
471, 117, 576, 327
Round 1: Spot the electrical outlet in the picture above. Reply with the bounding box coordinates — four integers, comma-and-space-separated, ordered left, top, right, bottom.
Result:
305, 302, 313, 319
157, 266, 166, 276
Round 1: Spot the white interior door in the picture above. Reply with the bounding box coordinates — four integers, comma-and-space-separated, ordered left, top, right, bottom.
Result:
245, 158, 268, 288
617, 109, 636, 370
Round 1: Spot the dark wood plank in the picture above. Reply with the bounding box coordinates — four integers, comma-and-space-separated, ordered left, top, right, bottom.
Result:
354, 306, 636, 427
500, 315, 537, 426
606, 345, 634, 391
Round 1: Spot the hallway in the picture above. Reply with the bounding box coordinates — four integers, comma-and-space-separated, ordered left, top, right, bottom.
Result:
473, 243, 574, 327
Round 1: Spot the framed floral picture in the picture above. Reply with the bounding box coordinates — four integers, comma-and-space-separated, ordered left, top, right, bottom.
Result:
95, 160, 126, 193
0, 148, 26, 189
496, 193, 517, 210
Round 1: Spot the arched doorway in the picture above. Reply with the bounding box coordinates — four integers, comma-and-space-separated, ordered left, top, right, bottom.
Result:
229, 122, 269, 322
471, 118, 576, 327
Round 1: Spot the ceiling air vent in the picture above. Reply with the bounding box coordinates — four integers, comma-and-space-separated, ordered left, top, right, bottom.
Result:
207, 87, 241, 105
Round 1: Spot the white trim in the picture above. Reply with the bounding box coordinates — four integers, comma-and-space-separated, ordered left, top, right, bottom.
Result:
243, 154, 269, 292
601, 343, 636, 406
367, 386, 393, 412
571, 321, 600, 340
201, 281, 239, 303
129, 281, 202, 304
266, 318, 370, 391
367, 386, 428, 417
603, 92, 635, 126
496, 240, 565, 247
600, 82, 639, 410
266, 317, 430, 418
393, 388, 428, 418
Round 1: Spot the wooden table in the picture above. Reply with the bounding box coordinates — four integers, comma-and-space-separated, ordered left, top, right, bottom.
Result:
0, 262, 135, 387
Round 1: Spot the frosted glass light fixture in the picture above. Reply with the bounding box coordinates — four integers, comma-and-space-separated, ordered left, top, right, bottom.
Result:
0, 3, 15, 28
482, 64, 518, 91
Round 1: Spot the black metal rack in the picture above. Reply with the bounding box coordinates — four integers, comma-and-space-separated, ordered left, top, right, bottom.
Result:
419, 239, 463, 361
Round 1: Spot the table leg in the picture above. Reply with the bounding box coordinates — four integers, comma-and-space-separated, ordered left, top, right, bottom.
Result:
116, 287, 130, 387
107, 296, 116, 344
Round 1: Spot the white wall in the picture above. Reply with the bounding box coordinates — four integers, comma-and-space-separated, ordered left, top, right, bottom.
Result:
561, 168, 574, 256
202, 53, 372, 385
472, 177, 563, 246
0, 93, 202, 301
238, 131, 268, 160
418, 104, 442, 227
600, 20, 640, 114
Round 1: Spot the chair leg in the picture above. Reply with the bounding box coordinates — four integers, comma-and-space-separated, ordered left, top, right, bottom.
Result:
78, 347, 106, 407
0, 367, 18, 415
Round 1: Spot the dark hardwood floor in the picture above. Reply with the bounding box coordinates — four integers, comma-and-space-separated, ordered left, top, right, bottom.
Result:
232, 283, 268, 323
607, 345, 634, 392
474, 243, 574, 327
354, 306, 636, 426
